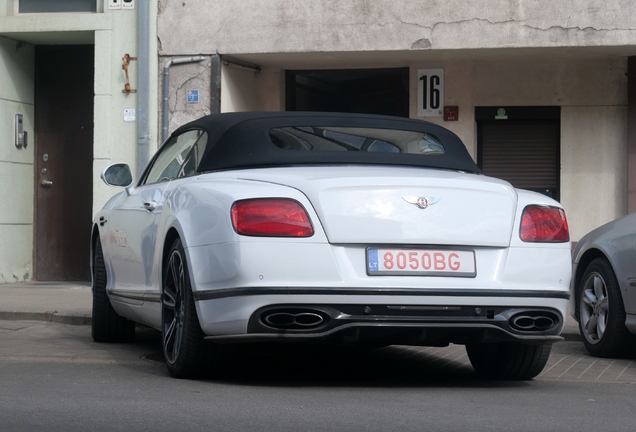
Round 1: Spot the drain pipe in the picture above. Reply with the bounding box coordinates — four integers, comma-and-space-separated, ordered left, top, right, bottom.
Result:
161, 56, 206, 143
210, 54, 221, 115
136, 0, 150, 179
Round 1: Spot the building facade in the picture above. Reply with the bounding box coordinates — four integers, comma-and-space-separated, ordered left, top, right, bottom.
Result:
0, 0, 635, 284
0, 0, 158, 283
158, 0, 636, 243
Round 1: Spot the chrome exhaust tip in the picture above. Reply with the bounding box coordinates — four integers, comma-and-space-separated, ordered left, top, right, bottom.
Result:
262, 310, 326, 330
510, 313, 557, 332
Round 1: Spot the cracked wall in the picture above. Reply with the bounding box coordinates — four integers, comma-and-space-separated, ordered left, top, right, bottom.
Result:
156, 0, 633, 241
160, 57, 283, 138
163, 53, 628, 241
159, 56, 213, 137
158, 0, 636, 55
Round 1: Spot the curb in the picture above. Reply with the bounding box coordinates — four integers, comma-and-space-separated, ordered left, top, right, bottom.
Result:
0, 311, 92, 326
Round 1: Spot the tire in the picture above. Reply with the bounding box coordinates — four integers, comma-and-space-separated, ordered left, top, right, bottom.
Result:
91, 238, 135, 343
466, 342, 552, 380
578, 258, 631, 357
162, 238, 217, 379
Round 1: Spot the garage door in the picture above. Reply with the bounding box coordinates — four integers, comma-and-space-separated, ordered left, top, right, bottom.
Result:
477, 108, 560, 200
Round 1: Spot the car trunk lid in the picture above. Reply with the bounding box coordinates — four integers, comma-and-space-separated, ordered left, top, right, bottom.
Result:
239, 166, 517, 247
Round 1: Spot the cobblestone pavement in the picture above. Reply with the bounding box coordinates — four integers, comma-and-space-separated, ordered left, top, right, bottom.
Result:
382, 343, 636, 383
1, 319, 635, 384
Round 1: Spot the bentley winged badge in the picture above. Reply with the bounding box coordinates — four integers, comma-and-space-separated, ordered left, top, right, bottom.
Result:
402, 196, 441, 209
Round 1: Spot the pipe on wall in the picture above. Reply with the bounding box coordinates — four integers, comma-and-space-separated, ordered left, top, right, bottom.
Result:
161, 56, 206, 143
136, 0, 150, 179
210, 54, 221, 115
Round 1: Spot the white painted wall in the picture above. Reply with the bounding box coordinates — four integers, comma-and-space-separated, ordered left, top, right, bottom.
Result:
561, 107, 628, 240
93, 3, 159, 215
0, 36, 34, 283
220, 64, 260, 113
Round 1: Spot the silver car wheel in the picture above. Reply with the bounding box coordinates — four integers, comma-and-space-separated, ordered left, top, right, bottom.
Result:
162, 248, 186, 365
580, 272, 609, 345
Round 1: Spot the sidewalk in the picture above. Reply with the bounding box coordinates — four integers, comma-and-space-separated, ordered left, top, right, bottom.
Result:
0, 281, 582, 341
0, 282, 92, 326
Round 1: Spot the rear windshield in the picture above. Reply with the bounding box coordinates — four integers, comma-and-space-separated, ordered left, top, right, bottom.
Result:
270, 127, 445, 155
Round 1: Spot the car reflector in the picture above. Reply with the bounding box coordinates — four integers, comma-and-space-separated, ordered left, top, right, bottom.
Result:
231, 199, 314, 237
520, 205, 569, 242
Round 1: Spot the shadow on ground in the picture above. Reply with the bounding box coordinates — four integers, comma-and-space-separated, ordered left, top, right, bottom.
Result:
135, 327, 537, 388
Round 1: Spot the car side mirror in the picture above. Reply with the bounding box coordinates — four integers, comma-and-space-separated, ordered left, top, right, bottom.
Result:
101, 163, 133, 188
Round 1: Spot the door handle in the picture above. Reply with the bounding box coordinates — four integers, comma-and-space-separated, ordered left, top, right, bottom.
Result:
143, 201, 157, 212
40, 180, 53, 187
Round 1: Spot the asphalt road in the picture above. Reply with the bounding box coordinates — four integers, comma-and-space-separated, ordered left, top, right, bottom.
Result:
1, 320, 636, 431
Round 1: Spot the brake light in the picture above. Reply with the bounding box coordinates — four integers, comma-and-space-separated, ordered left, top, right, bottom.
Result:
231, 199, 314, 237
520, 205, 569, 242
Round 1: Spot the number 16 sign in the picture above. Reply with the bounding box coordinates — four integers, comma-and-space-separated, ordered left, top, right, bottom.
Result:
417, 69, 444, 117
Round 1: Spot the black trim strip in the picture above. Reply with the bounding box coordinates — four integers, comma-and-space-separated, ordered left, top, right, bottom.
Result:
193, 287, 570, 301
205, 322, 565, 344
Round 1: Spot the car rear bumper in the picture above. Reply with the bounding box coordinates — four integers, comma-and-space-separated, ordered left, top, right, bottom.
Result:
195, 290, 568, 345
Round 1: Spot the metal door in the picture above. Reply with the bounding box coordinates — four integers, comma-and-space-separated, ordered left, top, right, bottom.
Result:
34, 45, 94, 281
478, 120, 560, 200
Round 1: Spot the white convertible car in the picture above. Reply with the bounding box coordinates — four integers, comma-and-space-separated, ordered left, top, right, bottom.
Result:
92, 112, 571, 380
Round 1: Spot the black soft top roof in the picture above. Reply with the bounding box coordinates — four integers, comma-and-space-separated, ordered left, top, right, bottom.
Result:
171, 112, 481, 174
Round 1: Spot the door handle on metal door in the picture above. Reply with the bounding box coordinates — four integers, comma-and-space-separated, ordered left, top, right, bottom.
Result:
143, 201, 157, 212
40, 180, 53, 187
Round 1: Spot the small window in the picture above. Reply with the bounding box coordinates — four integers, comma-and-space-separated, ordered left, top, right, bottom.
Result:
144, 130, 203, 185
269, 127, 445, 156
179, 132, 209, 178
368, 141, 400, 153
19, 0, 97, 13
419, 133, 445, 155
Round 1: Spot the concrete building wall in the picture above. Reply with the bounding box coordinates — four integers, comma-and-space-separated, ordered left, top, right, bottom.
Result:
161, 59, 284, 139
159, 56, 213, 141
155, 0, 634, 242
221, 64, 261, 113
206, 56, 627, 241
406, 57, 628, 241
561, 106, 628, 240
0, 36, 34, 283
158, 0, 636, 55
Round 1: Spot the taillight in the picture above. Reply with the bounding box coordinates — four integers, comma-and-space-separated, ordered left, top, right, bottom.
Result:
231, 198, 314, 237
520, 205, 569, 242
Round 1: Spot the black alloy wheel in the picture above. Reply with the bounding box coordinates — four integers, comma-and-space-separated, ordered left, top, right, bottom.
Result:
91, 238, 135, 343
162, 243, 186, 365
162, 237, 216, 378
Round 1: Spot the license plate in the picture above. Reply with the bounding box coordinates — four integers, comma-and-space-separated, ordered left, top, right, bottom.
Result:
367, 247, 476, 277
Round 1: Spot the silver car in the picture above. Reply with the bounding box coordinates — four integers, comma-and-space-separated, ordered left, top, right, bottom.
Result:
571, 213, 636, 357
93, 112, 571, 379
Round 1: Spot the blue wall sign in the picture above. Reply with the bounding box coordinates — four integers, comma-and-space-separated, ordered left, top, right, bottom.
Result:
187, 89, 199, 103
